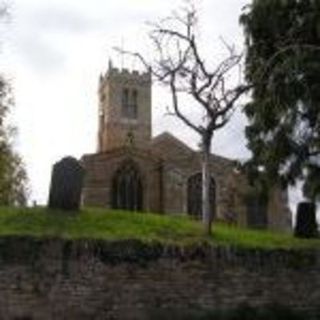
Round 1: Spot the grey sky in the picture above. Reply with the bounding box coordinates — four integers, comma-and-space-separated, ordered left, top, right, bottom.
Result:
1, 0, 303, 214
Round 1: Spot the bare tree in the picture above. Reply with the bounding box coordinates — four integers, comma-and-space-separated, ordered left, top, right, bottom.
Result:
117, 4, 250, 235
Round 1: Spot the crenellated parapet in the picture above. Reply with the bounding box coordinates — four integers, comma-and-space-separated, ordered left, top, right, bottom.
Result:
99, 62, 151, 90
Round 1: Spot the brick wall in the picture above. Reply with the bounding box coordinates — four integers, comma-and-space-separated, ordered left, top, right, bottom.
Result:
0, 237, 319, 319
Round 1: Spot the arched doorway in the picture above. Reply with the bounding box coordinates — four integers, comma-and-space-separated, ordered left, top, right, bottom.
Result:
111, 161, 143, 211
187, 173, 216, 219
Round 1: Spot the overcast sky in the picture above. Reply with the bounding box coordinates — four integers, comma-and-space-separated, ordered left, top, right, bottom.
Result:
0, 0, 305, 213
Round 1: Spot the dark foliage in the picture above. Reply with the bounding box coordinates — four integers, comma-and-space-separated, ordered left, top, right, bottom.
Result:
240, 0, 320, 200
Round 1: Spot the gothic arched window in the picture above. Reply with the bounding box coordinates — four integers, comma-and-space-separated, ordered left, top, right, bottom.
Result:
187, 173, 216, 219
111, 161, 143, 211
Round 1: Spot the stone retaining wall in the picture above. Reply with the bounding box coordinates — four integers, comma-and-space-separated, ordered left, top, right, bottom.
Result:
0, 237, 318, 319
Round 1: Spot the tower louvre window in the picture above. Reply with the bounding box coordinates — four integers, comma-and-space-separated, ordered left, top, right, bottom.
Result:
122, 88, 138, 119
122, 88, 129, 114
132, 89, 138, 116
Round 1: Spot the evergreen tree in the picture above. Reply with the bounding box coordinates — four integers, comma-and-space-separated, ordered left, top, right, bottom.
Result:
240, 0, 320, 201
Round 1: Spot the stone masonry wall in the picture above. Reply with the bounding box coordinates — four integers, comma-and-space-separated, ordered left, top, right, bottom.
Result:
0, 237, 319, 320
98, 67, 152, 152
82, 150, 162, 213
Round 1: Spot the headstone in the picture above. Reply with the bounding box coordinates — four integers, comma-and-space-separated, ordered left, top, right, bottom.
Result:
48, 157, 84, 211
294, 201, 318, 238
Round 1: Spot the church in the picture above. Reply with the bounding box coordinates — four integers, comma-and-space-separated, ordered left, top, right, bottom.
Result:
81, 63, 292, 231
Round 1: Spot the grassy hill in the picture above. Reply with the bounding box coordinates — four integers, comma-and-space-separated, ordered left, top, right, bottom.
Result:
0, 206, 318, 249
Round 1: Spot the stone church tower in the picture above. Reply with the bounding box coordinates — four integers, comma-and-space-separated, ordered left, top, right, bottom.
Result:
98, 61, 152, 152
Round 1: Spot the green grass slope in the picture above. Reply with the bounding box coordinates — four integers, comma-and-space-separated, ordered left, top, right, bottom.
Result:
0, 207, 318, 249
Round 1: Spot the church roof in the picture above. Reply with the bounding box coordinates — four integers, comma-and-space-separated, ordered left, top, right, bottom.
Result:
151, 131, 235, 166
152, 132, 193, 151
151, 131, 194, 159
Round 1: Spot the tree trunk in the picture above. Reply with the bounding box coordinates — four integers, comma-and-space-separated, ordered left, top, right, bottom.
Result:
202, 134, 212, 235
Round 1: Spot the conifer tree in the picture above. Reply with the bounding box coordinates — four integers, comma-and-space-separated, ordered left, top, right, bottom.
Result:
240, 0, 320, 201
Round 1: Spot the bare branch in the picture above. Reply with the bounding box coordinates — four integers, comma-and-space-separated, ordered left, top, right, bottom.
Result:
114, 3, 249, 150
170, 73, 202, 134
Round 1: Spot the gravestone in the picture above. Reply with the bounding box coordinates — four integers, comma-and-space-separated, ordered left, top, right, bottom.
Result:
48, 157, 84, 211
294, 201, 318, 238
